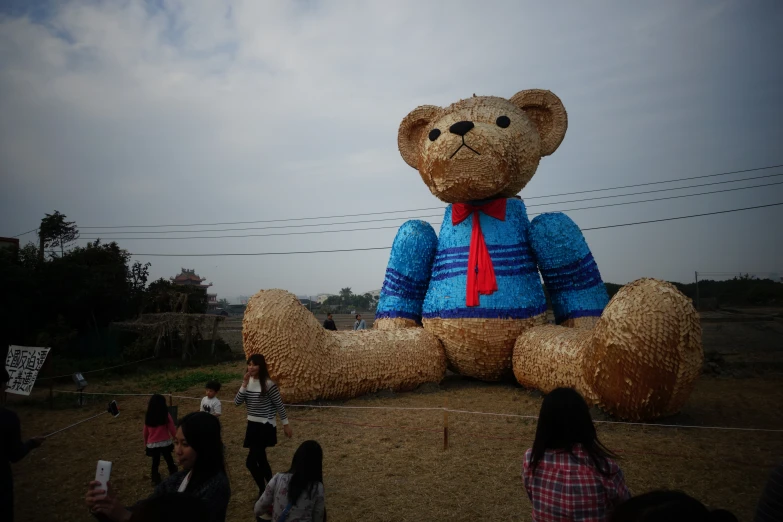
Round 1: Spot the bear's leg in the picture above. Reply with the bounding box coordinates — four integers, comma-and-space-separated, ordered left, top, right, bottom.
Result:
375, 220, 438, 330
243, 289, 446, 402
513, 279, 703, 420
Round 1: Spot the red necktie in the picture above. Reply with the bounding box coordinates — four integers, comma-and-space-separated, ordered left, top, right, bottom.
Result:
451, 199, 507, 307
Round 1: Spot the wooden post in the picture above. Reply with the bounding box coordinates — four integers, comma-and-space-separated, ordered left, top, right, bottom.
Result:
443, 397, 449, 451
153, 325, 164, 359
182, 317, 192, 362
210, 316, 220, 357
42, 356, 54, 410
169, 392, 173, 408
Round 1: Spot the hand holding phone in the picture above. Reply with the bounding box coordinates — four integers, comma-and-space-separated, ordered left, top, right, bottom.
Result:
94, 460, 112, 499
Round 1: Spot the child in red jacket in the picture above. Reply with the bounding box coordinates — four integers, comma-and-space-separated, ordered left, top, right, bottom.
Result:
144, 394, 178, 485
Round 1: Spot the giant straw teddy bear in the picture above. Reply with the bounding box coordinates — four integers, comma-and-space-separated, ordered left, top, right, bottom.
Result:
243, 89, 703, 420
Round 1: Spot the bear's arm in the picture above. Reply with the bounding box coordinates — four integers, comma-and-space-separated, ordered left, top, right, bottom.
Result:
529, 212, 609, 325
375, 220, 438, 325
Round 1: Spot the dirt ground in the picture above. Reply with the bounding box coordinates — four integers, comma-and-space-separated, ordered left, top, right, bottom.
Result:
7, 317, 783, 522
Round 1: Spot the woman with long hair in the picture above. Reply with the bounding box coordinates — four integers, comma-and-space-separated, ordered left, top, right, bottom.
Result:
523, 387, 630, 521
255, 440, 325, 522
86, 412, 231, 522
235, 354, 293, 498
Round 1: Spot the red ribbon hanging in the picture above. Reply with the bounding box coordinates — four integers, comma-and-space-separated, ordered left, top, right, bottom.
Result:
451, 199, 507, 307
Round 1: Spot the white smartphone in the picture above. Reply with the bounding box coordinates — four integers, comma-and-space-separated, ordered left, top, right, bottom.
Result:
94, 460, 112, 498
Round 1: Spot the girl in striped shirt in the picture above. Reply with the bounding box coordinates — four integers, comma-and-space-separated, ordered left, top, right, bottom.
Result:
235, 354, 292, 497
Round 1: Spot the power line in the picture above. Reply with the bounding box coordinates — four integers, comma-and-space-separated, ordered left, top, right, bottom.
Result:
79, 180, 783, 240
75, 163, 783, 230
522, 163, 783, 199
128, 202, 783, 256
74, 172, 783, 235
10, 163, 783, 237
11, 227, 39, 238
523, 172, 783, 208
580, 202, 783, 231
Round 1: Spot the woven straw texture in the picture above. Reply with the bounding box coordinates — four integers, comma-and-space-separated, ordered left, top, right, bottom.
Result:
243, 289, 446, 402
424, 315, 547, 380
398, 90, 567, 203
514, 278, 702, 420
374, 317, 419, 330
584, 278, 703, 420
513, 325, 597, 404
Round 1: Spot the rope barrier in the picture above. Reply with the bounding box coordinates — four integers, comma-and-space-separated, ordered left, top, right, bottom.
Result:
40, 356, 157, 381
47, 390, 783, 433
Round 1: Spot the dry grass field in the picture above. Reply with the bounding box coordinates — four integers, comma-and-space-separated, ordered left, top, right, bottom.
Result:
7, 317, 783, 522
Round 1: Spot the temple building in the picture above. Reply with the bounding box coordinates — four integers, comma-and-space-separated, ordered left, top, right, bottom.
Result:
171, 268, 218, 310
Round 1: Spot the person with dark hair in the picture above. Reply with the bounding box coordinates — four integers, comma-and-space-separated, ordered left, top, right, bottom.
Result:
523, 387, 630, 521
144, 394, 178, 485
255, 440, 325, 522
235, 354, 292, 498
129, 493, 210, 522
86, 412, 231, 522
353, 314, 366, 330
1, 367, 44, 522
754, 461, 783, 522
201, 381, 222, 417
611, 490, 738, 522
322, 313, 337, 331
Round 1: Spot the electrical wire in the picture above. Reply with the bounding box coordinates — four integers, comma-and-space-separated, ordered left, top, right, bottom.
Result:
127, 202, 783, 256
78, 180, 783, 240
73, 172, 783, 235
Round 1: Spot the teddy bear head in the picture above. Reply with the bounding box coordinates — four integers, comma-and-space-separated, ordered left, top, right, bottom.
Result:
398, 89, 568, 203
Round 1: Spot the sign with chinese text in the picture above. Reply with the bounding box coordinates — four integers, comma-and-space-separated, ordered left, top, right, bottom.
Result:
4, 346, 51, 396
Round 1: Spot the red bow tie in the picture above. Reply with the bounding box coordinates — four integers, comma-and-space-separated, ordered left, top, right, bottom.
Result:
451, 199, 507, 306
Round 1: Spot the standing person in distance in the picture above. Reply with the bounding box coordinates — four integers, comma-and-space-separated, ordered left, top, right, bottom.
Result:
255, 440, 325, 522
144, 394, 178, 485
201, 381, 222, 418
322, 313, 337, 331
523, 387, 630, 522
353, 314, 366, 330
1, 367, 45, 522
235, 354, 292, 498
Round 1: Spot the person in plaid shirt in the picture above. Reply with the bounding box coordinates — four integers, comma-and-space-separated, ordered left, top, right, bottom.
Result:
523, 388, 631, 521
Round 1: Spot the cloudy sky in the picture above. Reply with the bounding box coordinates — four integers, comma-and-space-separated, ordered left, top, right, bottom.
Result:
1, 0, 781, 301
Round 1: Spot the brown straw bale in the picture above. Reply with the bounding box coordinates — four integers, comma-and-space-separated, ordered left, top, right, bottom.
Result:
397, 91, 568, 203
374, 317, 419, 330
243, 289, 446, 402
425, 315, 546, 380
513, 324, 596, 403
583, 278, 703, 420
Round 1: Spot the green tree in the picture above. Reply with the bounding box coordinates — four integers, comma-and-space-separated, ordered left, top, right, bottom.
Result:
39, 210, 80, 258
323, 295, 341, 306
339, 287, 353, 306
217, 298, 230, 309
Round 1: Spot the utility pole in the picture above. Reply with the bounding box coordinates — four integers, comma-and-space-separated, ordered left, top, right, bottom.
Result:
694, 271, 700, 310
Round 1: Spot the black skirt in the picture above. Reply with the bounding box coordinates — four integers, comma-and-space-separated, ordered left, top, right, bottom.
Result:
145, 443, 174, 457
243, 420, 277, 449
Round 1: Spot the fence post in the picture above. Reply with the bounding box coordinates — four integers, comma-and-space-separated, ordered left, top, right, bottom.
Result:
210, 316, 220, 357
45, 357, 54, 410
443, 397, 449, 451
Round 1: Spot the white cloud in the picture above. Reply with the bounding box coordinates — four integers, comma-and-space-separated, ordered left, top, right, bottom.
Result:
1, 0, 782, 298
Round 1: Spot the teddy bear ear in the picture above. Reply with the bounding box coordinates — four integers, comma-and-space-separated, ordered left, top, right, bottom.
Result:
398, 105, 441, 169
509, 89, 568, 157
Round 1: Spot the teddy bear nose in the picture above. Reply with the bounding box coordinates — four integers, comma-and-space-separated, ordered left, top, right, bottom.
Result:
449, 121, 474, 137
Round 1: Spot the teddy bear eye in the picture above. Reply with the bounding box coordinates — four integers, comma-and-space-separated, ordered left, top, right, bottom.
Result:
428, 129, 441, 141
496, 116, 511, 128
